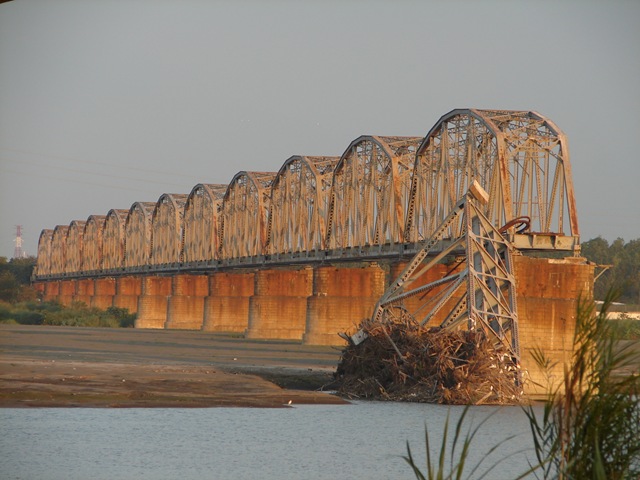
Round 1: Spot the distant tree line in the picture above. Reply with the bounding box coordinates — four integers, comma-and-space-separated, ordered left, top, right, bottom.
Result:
581, 237, 640, 305
0, 256, 135, 327
0, 256, 36, 303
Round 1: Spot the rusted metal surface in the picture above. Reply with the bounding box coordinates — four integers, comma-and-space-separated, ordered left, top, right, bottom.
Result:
124, 202, 156, 268
182, 184, 227, 263
364, 182, 520, 360
35, 109, 580, 280
327, 136, 421, 250
266, 156, 338, 255
102, 209, 129, 270
150, 193, 188, 265
64, 220, 86, 274
35, 229, 54, 276
49, 226, 69, 275
219, 171, 276, 259
405, 109, 578, 244
81, 215, 106, 272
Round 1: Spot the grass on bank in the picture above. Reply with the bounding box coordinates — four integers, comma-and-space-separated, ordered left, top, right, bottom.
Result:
404, 292, 640, 479
0, 300, 135, 328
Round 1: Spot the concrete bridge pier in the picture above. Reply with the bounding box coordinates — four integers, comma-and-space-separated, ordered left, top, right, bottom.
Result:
514, 256, 594, 395
202, 272, 254, 332
136, 276, 171, 329
42, 281, 60, 303
303, 263, 386, 345
246, 267, 313, 340
58, 280, 76, 306
113, 276, 141, 313
165, 274, 208, 330
73, 279, 94, 306
92, 278, 115, 310
33, 281, 45, 299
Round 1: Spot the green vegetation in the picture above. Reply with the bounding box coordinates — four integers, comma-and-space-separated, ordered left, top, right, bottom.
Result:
524, 292, 640, 479
404, 293, 640, 479
404, 407, 534, 480
0, 300, 135, 328
581, 237, 640, 305
0, 256, 37, 303
608, 315, 640, 341
0, 256, 135, 328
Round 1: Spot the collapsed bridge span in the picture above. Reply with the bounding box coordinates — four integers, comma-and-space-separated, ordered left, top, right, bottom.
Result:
32, 108, 593, 395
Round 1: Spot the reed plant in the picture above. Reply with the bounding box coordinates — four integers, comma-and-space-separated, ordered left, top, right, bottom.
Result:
404, 407, 534, 480
524, 291, 640, 479
404, 291, 640, 479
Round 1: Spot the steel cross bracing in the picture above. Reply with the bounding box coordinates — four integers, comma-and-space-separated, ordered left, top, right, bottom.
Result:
266, 156, 338, 257
219, 171, 276, 260
326, 136, 420, 251
124, 202, 156, 268
33, 109, 580, 280
405, 109, 578, 251
360, 181, 521, 361
150, 193, 188, 265
82, 215, 107, 271
182, 184, 227, 263
102, 209, 128, 271
36, 229, 53, 276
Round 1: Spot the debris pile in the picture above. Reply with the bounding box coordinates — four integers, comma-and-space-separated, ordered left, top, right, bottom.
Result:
334, 317, 522, 405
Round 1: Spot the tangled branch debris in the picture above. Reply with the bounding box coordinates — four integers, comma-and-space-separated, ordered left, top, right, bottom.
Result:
334, 317, 522, 405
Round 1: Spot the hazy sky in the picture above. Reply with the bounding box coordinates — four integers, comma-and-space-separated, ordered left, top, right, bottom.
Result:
1, 0, 639, 259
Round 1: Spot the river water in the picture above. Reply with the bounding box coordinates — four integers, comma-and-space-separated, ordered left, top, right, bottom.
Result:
1, 402, 538, 480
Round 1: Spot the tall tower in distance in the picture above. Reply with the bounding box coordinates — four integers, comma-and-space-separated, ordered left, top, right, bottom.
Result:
13, 225, 27, 259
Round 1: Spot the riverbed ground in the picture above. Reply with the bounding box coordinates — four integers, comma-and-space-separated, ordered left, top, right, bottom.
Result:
0, 325, 347, 408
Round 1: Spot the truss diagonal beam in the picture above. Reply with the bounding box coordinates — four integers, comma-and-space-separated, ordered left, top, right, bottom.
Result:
361, 181, 520, 361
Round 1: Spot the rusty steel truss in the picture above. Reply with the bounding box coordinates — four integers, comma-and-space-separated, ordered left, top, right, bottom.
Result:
326, 136, 421, 250
102, 209, 128, 270
182, 184, 227, 263
362, 181, 521, 361
150, 193, 188, 265
405, 109, 578, 251
267, 156, 338, 257
34, 109, 580, 280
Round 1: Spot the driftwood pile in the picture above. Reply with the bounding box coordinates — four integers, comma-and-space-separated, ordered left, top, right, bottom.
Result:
335, 317, 523, 405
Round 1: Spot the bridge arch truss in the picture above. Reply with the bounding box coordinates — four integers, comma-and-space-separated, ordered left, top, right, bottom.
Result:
405, 109, 578, 247
34, 109, 581, 280
326, 136, 421, 251
124, 202, 155, 268
219, 171, 276, 259
82, 215, 106, 272
102, 209, 128, 270
182, 184, 227, 263
266, 156, 338, 257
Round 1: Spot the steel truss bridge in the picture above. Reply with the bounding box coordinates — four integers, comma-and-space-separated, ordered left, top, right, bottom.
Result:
34, 109, 579, 281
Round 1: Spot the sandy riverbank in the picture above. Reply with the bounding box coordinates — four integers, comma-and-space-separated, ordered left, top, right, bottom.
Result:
0, 325, 348, 408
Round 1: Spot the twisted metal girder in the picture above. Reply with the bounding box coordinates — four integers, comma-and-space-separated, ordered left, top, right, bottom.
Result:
405, 109, 578, 245
64, 220, 86, 274
49, 225, 69, 275
124, 202, 155, 268
219, 171, 276, 259
150, 193, 188, 265
82, 215, 106, 271
266, 156, 338, 255
102, 209, 128, 270
36, 229, 53, 276
182, 184, 227, 263
326, 136, 421, 250
370, 182, 520, 360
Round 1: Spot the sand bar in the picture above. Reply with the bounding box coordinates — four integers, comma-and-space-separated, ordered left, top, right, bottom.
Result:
0, 325, 347, 408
